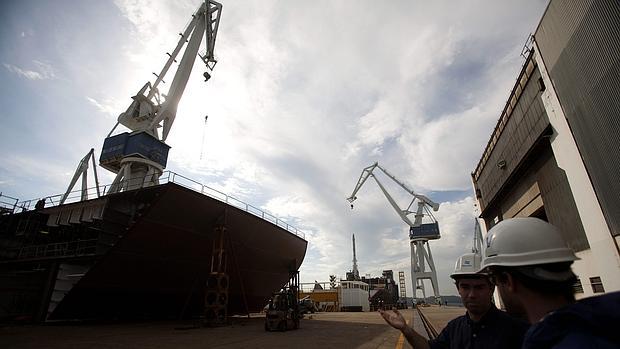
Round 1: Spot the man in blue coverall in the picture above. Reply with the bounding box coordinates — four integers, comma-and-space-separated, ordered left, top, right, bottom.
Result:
380, 252, 528, 348
480, 217, 620, 348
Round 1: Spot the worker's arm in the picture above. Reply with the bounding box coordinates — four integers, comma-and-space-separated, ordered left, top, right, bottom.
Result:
379, 309, 430, 349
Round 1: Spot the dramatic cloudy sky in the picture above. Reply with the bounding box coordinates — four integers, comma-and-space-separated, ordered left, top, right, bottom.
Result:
0, 0, 548, 297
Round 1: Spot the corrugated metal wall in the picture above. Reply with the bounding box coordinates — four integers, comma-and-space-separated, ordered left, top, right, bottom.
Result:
535, 144, 590, 252
473, 60, 549, 213
535, 0, 620, 236
481, 141, 589, 252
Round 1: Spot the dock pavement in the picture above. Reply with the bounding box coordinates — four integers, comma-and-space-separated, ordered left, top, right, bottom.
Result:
1, 307, 464, 349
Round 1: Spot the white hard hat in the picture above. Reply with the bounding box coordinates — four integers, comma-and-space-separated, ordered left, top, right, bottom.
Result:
481, 217, 578, 270
451, 252, 485, 279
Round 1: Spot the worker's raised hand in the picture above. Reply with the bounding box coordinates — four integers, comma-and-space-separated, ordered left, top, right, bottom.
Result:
379, 308, 408, 331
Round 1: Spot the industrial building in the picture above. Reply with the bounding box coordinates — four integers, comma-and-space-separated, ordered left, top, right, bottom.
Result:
472, 0, 620, 299
361, 270, 400, 310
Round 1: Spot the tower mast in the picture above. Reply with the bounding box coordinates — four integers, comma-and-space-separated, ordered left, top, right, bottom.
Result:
352, 234, 360, 280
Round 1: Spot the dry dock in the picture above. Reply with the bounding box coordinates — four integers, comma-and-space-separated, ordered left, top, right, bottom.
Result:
1, 307, 463, 348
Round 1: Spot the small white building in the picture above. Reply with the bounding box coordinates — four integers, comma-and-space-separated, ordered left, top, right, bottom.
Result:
339, 280, 370, 312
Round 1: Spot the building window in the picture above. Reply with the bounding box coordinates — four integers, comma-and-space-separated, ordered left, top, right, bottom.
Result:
572, 278, 584, 294
537, 77, 546, 92
590, 277, 605, 293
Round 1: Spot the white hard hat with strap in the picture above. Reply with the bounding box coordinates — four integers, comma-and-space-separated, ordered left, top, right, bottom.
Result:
451, 252, 486, 279
481, 217, 578, 270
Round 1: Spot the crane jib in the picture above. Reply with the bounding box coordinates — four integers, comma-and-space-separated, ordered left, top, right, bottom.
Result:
346, 162, 441, 240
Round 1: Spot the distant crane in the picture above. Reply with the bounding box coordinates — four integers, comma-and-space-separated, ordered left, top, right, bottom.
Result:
351, 234, 360, 280
347, 162, 442, 303
100, 1, 223, 193
472, 219, 484, 254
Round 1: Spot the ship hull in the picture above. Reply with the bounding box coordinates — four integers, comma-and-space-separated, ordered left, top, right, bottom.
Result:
0, 183, 307, 321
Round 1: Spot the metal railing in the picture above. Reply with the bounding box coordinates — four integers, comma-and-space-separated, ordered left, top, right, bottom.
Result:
3, 171, 305, 240
16, 239, 99, 259
0, 192, 19, 214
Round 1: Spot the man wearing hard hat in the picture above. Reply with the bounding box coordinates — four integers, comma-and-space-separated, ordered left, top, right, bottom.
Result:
380, 252, 528, 348
480, 217, 620, 348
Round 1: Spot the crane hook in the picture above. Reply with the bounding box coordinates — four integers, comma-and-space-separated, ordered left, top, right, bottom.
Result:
350, 204, 354, 210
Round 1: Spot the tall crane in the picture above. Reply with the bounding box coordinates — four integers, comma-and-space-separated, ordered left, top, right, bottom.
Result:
100, 1, 223, 193
347, 162, 442, 303
351, 234, 360, 280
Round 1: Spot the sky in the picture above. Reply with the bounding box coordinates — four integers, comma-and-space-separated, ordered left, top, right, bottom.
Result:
0, 0, 549, 297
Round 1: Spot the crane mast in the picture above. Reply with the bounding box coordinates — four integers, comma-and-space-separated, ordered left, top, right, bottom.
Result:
100, 1, 223, 193
347, 162, 442, 303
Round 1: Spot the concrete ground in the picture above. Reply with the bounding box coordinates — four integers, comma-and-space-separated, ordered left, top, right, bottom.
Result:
2, 308, 464, 348
1, 311, 407, 349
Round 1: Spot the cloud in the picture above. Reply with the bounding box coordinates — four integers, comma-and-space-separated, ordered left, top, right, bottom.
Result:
1, 0, 550, 298
116, 1, 543, 298
86, 96, 123, 118
3, 60, 56, 80
401, 106, 496, 190
113, 0, 195, 64
0, 154, 75, 199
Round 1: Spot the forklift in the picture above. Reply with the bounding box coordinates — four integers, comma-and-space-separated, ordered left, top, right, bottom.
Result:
265, 271, 301, 331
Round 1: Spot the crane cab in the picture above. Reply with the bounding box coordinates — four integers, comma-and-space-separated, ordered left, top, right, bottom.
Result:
100, 131, 170, 173
409, 222, 441, 240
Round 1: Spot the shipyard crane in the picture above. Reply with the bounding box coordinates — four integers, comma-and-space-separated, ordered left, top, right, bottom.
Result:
347, 162, 442, 303
60, 149, 101, 205
99, 1, 223, 193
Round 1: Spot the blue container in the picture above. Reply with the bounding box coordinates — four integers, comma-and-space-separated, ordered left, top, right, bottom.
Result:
100, 132, 171, 172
